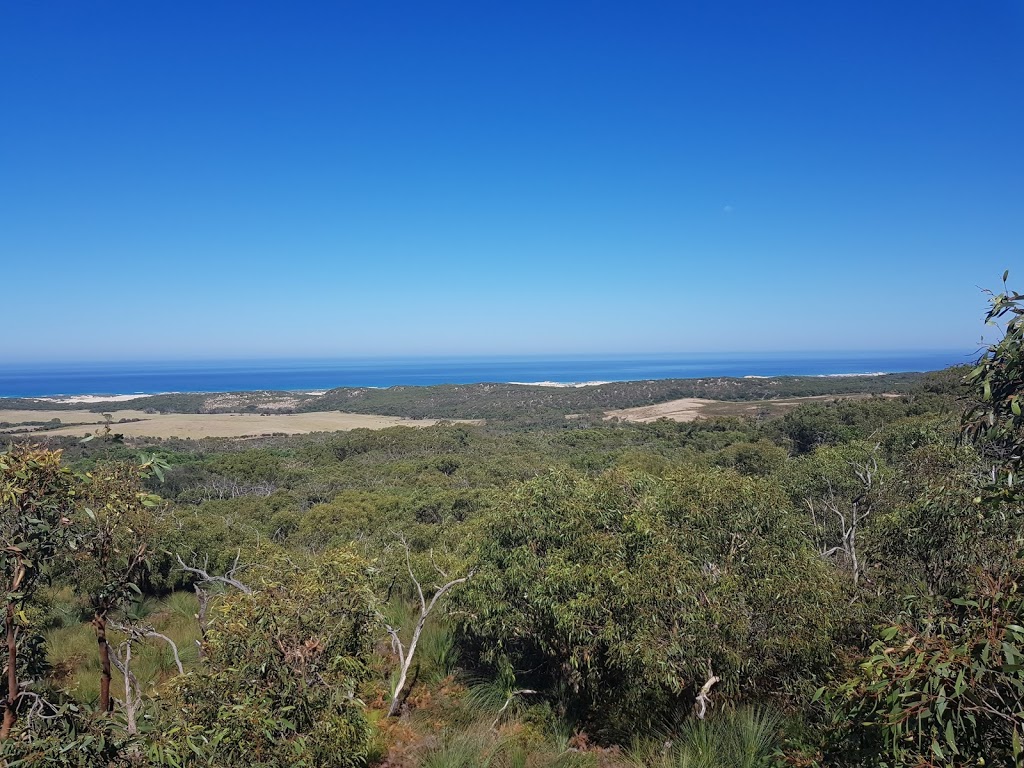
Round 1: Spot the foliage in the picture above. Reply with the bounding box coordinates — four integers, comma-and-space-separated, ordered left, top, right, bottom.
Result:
962, 272, 1024, 487
74, 459, 166, 617
0, 447, 81, 703
869, 440, 1020, 597
156, 547, 378, 767
828, 572, 1024, 766
0, 700, 137, 767
459, 468, 844, 737
0, 447, 79, 601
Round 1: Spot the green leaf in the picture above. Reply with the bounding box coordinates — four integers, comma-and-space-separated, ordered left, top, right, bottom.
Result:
953, 667, 966, 696
944, 718, 958, 754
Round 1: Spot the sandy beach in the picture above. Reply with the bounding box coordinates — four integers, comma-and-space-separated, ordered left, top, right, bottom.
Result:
25, 394, 154, 404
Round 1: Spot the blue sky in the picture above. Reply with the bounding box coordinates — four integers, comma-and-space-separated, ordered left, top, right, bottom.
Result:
1, 1, 1021, 361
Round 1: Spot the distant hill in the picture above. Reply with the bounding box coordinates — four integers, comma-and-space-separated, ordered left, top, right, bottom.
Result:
0, 369, 963, 425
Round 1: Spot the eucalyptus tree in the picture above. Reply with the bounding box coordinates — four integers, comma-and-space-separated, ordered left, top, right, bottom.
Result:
0, 447, 79, 739
73, 456, 167, 713
962, 271, 1024, 489
157, 548, 378, 768
459, 467, 844, 737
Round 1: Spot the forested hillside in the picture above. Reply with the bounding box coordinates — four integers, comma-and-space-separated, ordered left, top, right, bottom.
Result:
0, 286, 1021, 766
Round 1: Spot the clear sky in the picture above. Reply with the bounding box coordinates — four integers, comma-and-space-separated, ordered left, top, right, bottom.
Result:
1, 1, 1021, 361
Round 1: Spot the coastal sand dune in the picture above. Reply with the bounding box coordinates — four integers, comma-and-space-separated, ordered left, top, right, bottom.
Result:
604, 398, 717, 423
605, 393, 900, 423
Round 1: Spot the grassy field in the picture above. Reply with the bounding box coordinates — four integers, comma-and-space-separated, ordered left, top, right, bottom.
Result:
44, 588, 202, 706
0, 409, 467, 439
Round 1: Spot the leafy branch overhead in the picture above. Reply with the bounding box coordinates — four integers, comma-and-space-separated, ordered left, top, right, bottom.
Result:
962, 270, 1024, 485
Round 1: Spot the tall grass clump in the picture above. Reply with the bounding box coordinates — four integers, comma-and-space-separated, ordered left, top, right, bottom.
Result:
668, 708, 781, 768
418, 618, 460, 683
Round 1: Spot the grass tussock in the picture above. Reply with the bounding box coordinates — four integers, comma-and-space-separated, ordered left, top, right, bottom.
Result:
627, 708, 781, 768
45, 590, 202, 704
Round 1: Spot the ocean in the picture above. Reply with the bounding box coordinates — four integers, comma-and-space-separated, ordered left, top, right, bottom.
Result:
0, 351, 973, 399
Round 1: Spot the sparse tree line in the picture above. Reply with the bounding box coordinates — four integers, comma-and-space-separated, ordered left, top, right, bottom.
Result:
0, 277, 1020, 766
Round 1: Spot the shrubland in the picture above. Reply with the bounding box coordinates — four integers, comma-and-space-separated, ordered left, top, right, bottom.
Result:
0, 281, 1021, 766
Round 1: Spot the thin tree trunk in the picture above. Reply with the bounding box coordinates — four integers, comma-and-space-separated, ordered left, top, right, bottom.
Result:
93, 614, 113, 713
391, 663, 420, 717
384, 540, 473, 717
119, 643, 138, 735
388, 620, 425, 717
194, 585, 209, 659
1, 604, 18, 739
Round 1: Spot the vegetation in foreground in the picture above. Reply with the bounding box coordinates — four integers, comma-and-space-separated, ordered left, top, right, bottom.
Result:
0, 277, 1022, 766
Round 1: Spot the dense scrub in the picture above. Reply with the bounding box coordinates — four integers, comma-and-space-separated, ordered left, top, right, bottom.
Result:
0, 290, 1020, 766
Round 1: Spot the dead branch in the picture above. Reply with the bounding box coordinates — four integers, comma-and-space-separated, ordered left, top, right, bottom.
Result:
694, 664, 721, 720
174, 551, 252, 594
385, 535, 473, 717
491, 689, 537, 731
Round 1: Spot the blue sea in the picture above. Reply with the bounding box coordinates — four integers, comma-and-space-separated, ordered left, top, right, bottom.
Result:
0, 351, 973, 399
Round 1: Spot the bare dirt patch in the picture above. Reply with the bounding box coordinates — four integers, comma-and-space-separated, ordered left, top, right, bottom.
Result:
604, 398, 717, 423
605, 393, 901, 423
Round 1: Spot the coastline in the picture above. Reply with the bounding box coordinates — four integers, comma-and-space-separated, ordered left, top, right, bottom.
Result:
0, 368, 930, 403
0, 352, 965, 401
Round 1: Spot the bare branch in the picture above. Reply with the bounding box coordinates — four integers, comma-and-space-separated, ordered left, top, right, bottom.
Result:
490, 689, 537, 731
430, 549, 449, 580
694, 664, 721, 720
174, 553, 251, 594
400, 536, 425, 615
144, 630, 184, 675
384, 623, 406, 667
386, 535, 472, 717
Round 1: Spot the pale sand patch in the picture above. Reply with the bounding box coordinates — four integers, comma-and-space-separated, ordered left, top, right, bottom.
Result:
0, 409, 470, 439
604, 398, 717, 423
27, 394, 152, 404
508, 381, 610, 387
604, 393, 903, 423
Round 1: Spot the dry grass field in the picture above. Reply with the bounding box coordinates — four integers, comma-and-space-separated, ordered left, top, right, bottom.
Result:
0, 409, 462, 439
